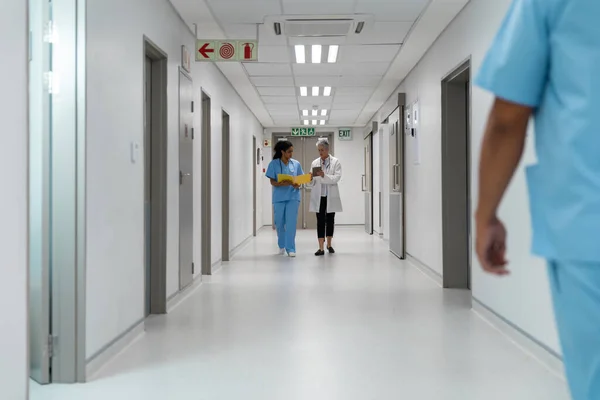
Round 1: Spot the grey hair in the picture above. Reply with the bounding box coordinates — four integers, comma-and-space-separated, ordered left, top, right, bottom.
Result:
316, 137, 329, 150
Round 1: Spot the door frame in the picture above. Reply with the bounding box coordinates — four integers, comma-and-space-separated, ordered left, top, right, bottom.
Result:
143, 37, 168, 314
253, 135, 257, 237
200, 91, 212, 275
441, 58, 472, 289
363, 122, 376, 235
221, 110, 230, 261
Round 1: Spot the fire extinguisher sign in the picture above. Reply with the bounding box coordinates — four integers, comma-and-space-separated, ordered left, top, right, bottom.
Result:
196, 40, 258, 63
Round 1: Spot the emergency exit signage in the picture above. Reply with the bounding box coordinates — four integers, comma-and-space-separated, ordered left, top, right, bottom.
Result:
196, 40, 258, 62
291, 127, 315, 136
338, 128, 352, 141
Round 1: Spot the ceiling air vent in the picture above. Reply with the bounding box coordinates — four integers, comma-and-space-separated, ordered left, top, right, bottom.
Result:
284, 19, 354, 37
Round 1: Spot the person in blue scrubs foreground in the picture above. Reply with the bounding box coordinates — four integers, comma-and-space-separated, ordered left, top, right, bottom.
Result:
475, 0, 600, 398
266, 140, 304, 257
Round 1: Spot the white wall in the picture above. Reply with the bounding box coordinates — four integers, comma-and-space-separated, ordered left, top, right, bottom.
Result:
261, 128, 365, 226
370, 0, 560, 353
0, 0, 29, 398
86, 0, 263, 360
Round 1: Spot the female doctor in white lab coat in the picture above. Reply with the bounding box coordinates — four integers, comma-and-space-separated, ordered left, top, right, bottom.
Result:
308, 138, 343, 256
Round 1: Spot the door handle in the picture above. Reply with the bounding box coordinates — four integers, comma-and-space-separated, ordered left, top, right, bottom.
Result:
180, 171, 191, 185
361, 174, 366, 192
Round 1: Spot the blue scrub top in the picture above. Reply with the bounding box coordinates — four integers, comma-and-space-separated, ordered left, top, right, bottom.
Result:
476, 0, 600, 262
265, 158, 303, 203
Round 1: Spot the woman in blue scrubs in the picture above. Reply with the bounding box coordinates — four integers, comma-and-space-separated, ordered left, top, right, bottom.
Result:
266, 140, 304, 257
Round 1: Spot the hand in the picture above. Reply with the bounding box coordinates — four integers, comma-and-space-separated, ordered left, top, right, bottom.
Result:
309, 172, 313, 181
476, 216, 509, 276
279, 180, 292, 186
317, 171, 325, 178
292, 183, 300, 189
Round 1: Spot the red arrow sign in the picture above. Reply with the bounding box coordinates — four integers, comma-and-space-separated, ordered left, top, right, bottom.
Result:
198, 43, 214, 59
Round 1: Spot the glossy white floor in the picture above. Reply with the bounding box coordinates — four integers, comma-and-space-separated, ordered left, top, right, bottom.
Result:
31, 227, 570, 400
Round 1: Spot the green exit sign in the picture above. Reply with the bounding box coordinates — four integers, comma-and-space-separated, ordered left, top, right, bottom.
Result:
291, 127, 315, 136
338, 129, 352, 141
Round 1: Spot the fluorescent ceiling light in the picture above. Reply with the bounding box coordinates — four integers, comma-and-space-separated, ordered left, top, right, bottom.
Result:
312, 45, 322, 64
320, 120, 325, 126
300, 87, 308, 96
302, 110, 309, 116
323, 86, 332, 96
295, 45, 306, 64
321, 110, 327, 116
312, 86, 319, 96
328, 45, 339, 63
312, 120, 317, 125
303, 120, 309, 125
312, 110, 318, 116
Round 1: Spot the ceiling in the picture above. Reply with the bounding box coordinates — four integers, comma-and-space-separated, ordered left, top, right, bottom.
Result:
170, 0, 470, 128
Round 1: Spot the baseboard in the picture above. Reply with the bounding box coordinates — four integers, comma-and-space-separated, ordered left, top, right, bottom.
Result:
472, 299, 565, 380
230, 235, 253, 259
167, 272, 204, 313
211, 259, 223, 274
406, 253, 443, 287
85, 319, 145, 381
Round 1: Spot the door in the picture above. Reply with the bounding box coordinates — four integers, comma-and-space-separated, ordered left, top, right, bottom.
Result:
373, 130, 381, 235
179, 70, 194, 289
363, 134, 373, 234
29, 0, 52, 383
389, 104, 405, 259
144, 56, 152, 317
253, 136, 257, 236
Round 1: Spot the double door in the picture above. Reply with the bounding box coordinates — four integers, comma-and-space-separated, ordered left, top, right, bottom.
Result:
272, 133, 334, 230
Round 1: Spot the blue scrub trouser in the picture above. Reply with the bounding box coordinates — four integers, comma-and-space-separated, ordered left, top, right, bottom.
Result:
273, 200, 300, 253
548, 261, 600, 400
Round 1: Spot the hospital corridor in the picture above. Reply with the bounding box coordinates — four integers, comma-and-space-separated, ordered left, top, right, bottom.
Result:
0, 0, 591, 399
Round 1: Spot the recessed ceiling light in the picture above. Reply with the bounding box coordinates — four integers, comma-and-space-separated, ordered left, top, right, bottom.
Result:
312, 120, 317, 125
303, 120, 309, 125
300, 86, 308, 96
320, 120, 325, 126
312, 86, 319, 96
302, 110, 309, 116
321, 110, 327, 116
312, 45, 322, 64
295, 45, 306, 64
328, 45, 339, 63
312, 110, 318, 116
323, 87, 332, 96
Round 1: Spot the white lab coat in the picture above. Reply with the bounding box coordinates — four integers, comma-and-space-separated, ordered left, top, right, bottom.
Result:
307, 156, 343, 213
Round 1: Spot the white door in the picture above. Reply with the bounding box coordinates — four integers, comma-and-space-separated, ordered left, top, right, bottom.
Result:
179, 70, 194, 289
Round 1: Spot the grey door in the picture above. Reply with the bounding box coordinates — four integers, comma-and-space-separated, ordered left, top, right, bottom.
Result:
363, 134, 373, 234
179, 70, 194, 289
389, 106, 405, 259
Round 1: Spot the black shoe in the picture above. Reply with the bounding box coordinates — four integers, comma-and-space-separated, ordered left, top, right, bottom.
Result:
315, 249, 325, 256
328, 247, 335, 254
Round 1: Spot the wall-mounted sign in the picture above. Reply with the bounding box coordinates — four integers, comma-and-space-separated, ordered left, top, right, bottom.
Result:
181, 45, 191, 73
196, 40, 258, 62
291, 127, 315, 137
338, 128, 352, 141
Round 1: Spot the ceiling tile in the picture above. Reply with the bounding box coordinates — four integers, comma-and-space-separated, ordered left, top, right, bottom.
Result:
292, 64, 341, 77
297, 97, 334, 108
258, 46, 290, 63
257, 87, 297, 96
330, 110, 360, 119
340, 62, 390, 76
250, 76, 295, 87
222, 23, 258, 39
206, 0, 281, 24
339, 75, 382, 87
244, 63, 293, 76
339, 45, 401, 63
282, 0, 356, 15
295, 76, 340, 87
354, 0, 428, 22
334, 87, 377, 96
262, 96, 298, 105
333, 95, 368, 104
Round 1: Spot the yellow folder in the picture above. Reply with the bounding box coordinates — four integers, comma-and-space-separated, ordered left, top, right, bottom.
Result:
277, 173, 312, 185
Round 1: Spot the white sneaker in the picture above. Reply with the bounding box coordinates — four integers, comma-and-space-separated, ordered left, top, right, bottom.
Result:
288, 252, 296, 258
279, 248, 286, 256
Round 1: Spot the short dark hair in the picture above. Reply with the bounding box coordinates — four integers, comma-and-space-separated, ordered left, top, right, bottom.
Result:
273, 140, 293, 160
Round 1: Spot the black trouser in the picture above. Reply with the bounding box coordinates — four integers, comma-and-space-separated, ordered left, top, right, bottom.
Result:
317, 197, 335, 239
